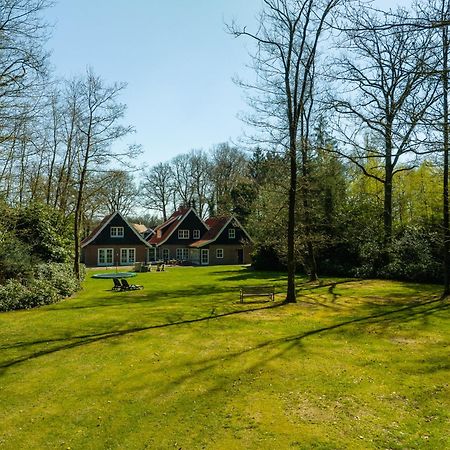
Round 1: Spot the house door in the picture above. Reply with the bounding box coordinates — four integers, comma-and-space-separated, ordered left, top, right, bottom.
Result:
120, 248, 135, 265
98, 248, 113, 266
201, 249, 209, 265
237, 248, 244, 264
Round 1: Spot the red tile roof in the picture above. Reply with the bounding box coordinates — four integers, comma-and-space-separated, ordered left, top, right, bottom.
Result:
189, 216, 230, 248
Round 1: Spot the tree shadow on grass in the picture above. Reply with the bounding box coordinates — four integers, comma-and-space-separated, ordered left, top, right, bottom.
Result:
0, 302, 285, 372
211, 267, 289, 283
2, 294, 448, 377
51, 283, 257, 311
145, 296, 449, 401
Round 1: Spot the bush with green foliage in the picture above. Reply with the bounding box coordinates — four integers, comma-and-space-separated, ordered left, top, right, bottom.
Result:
379, 226, 442, 283
34, 263, 81, 297
0, 202, 80, 312
0, 232, 36, 283
15, 203, 73, 263
251, 245, 285, 270
0, 263, 81, 312
0, 278, 56, 311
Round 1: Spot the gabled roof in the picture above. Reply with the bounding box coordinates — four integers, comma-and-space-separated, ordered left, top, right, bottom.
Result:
189, 215, 253, 248
81, 213, 115, 247
81, 211, 152, 248
148, 207, 206, 246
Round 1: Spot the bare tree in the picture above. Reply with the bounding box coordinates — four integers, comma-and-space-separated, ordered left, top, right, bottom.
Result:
171, 153, 194, 209
416, 0, 450, 294
188, 149, 211, 218
0, 0, 50, 137
210, 143, 248, 216
53, 80, 82, 214
71, 69, 137, 278
229, 0, 342, 302
331, 7, 439, 254
141, 162, 174, 221
95, 170, 138, 216
441, 9, 450, 295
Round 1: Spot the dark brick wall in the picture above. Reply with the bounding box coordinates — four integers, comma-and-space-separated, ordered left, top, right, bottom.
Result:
88, 215, 144, 246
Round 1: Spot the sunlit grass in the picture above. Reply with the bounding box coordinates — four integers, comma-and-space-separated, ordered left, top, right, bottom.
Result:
0, 266, 448, 449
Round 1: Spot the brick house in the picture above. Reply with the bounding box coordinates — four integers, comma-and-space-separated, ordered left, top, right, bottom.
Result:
81, 211, 153, 267
147, 207, 253, 265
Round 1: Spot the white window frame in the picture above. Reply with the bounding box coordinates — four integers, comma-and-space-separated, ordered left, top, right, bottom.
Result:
162, 248, 170, 261
98, 248, 113, 266
193, 229, 200, 239
120, 248, 135, 265
201, 249, 209, 265
228, 228, 235, 239
178, 229, 190, 239
176, 248, 189, 260
216, 248, 224, 259
111, 226, 124, 238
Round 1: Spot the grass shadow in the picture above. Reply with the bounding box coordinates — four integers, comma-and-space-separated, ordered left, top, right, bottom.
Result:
0, 302, 285, 372
144, 296, 450, 400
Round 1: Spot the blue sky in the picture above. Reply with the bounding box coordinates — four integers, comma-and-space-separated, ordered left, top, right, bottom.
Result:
45, 0, 411, 167
45, 0, 260, 167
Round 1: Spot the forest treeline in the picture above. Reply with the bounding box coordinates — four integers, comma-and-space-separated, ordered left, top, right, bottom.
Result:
139, 137, 443, 283
0, 0, 449, 308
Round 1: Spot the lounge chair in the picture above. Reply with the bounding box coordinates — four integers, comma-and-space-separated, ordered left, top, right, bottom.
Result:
112, 278, 122, 291
120, 279, 143, 290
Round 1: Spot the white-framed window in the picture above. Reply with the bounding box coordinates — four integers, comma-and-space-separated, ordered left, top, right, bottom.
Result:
120, 248, 135, 265
148, 247, 156, 261
178, 229, 190, 239
176, 248, 189, 260
98, 248, 113, 266
193, 229, 200, 239
216, 248, 224, 259
228, 228, 235, 239
111, 226, 124, 238
162, 248, 170, 260
201, 249, 209, 265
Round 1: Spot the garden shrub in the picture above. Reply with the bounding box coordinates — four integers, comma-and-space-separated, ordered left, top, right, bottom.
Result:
14, 203, 73, 263
378, 226, 442, 283
34, 262, 81, 297
0, 232, 36, 284
252, 245, 285, 270
0, 263, 81, 312
0, 278, 58, 311
0, 280, 30, 311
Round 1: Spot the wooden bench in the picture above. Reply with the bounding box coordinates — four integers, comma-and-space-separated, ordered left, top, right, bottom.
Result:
239, 285, 275, 303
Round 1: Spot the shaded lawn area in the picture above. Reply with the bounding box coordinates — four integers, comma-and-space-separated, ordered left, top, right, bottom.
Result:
0, 265, 449, 449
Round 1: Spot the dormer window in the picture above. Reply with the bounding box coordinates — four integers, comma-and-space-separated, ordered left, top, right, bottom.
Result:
228, 228, 235, 239
111, 226, 124, 238
178, 229, 190, 239
193, 229, 200, 239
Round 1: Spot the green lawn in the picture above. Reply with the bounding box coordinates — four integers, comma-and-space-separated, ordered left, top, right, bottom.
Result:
0, 266, 449, 449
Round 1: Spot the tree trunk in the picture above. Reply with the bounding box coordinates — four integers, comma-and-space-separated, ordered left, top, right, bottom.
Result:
73, 127, 91, 279
301, 140, 318, 282
383, 124, 394, 255
383, 171, 393, 248
286, 137, 297, 303
443, 22, 449, 296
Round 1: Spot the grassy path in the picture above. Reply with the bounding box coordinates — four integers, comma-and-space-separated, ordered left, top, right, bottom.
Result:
0, 266, 449, 449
